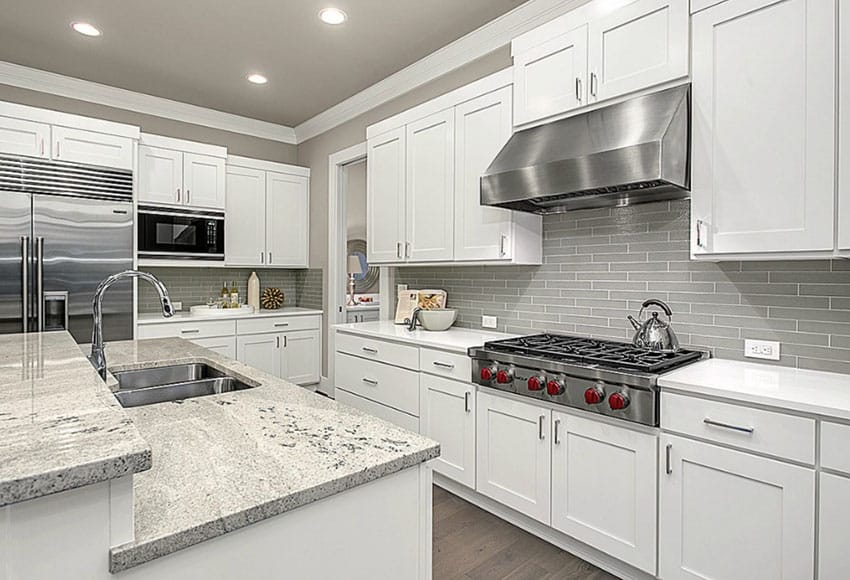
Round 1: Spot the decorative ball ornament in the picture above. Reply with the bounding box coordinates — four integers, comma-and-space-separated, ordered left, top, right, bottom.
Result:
261, 287, 285, 310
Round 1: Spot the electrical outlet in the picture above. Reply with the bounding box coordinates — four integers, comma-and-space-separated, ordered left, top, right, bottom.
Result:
744, 339, 780, 361
172, 301, 183, 311
482, 315, 497, 329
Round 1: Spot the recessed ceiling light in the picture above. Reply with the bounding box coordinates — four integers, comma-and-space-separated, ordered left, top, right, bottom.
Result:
247, 73, 268, 85
71, 22, 102, 37
319, 8, 347, 25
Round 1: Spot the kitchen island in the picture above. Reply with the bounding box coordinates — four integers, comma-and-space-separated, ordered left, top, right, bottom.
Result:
0, 331, 439, 579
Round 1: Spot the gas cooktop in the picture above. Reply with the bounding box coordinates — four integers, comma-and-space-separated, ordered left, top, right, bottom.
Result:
468, 333, 707, 426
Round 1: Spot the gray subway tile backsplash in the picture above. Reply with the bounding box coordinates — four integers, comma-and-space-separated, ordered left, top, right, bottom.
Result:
396, 200, 850, 375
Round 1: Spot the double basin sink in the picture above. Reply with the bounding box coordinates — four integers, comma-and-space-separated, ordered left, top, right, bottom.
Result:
112, 363, 255, 408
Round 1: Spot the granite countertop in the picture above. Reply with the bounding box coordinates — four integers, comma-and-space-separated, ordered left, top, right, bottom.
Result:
103, 338, 439, 572
333, 320, 514, 354
659, 358, 850, 420
137, 307, 323, 325
0, 332, 151, 508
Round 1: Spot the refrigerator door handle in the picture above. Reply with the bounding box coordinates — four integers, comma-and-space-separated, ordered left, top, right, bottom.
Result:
21, 236, 29, 333
36, 237, 44, 332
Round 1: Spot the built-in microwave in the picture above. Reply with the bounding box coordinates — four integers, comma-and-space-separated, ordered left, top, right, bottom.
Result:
138, 206, 224, 261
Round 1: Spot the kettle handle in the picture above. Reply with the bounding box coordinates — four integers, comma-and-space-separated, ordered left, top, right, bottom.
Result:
640, 298, 673, 318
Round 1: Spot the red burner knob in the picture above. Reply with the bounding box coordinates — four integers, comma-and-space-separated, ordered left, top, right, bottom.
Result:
584, 386, 604, 405
496, 370, 512, 384
608, 392, 630, 411
546, 380, 565, 396
527, 376, 544, 391
480, 367, 495, 382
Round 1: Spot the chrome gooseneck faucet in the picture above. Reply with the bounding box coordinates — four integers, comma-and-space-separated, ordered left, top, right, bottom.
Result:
89, 270, 174, 379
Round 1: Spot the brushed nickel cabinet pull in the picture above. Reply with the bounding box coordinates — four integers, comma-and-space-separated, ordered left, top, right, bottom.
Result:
361, 346, 378, 354
464, 392, 471, 413
590, 72, 598, 97
362, 377, 378, 386
554, 419, 561, 445
666, 444, 673, 475
538, 415, 545, 440
575, 77, 582, 102
177, 188, 181, 203
397, 242, 403, 260
432, 361, 455, 369
703, 418, 754, 434
180, 329, 200, 335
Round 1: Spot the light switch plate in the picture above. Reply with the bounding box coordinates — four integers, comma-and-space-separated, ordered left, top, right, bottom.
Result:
172, 301, 183, 311
482, 315, 497, 329
744, 339, 780, 361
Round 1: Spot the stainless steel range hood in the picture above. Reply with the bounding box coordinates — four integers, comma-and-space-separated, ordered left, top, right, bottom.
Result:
481, 85, 690, 214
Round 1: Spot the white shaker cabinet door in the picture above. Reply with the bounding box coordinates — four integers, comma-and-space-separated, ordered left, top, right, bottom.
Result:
453, 87, 515, 262
513, 25, 588, 126
476, 391, 551, 524
266, 171, 309, 267
139, 145, 183, 206
691, 0, 836, 256
420, 375, 475, 488
52, 126, 134, 170
405, 109, 455, 262
587, 0, 688, 104
191, 336, 237, 360
819, 473, 850, 579
237, 333, 281, 378
658, 434, 815, 580
551, 412, 657, 574
183, 152, 226, 210
281, 329, 320, 385
367, 127, 406, 264
839, 0, 850, 252
0, 116, 50, 158
225, 165, 267, 266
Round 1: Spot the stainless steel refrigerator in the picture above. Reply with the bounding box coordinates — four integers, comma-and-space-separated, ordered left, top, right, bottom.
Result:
0, 154, 134, 344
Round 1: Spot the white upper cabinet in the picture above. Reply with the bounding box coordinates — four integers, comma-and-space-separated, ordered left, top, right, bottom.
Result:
366, 70, 542, 266
225, 165, 266, 266
552, 413, 657, 574
367, 127, 407, 264
138, 135, 226, 210
587, 0, 688, 104
139, 146, 183, 206
51, 126, 134, 170
266, 171, 309, 267
183, 153, 226, 210
405, 109, 455, 262
476, 391, 551, 524
513, 26, 588, 126
659, 434, 815, 580
691, 0, 836, 257
0, 117, 50, 158
840, 2, 850, 252
225, 156, 310, 268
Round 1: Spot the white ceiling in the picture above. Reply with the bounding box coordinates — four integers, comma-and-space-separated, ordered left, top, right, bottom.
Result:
0, 0, 527, 127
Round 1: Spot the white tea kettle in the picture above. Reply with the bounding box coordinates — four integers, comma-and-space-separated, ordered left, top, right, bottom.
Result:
628, 299, 680, 352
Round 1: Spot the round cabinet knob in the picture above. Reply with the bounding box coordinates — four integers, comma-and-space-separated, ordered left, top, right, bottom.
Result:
527, 376, 544, 391
608, 392, 630, 411
584, 386, 605, 405
480, 367, 495, 382
496, 370, 512, 384
546, 380, 565, 396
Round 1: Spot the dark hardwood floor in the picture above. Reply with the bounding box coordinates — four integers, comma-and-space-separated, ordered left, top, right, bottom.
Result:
433, 486, 617, 580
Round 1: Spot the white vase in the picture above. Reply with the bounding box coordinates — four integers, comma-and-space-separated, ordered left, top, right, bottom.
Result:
248, 271, 261, 309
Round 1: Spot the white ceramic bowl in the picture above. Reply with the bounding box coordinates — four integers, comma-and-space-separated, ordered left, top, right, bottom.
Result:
417, 309, 458, 331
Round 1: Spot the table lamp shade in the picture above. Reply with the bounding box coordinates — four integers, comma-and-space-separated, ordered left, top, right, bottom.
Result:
347, 255, 363, 275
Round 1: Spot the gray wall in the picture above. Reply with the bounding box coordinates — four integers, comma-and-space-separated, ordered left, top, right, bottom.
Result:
396, 200, 850, 375
297, 45, 513, 374
0, 85, 297, 163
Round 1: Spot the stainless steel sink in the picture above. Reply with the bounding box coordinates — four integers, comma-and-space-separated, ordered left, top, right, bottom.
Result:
112, 363, 255, 408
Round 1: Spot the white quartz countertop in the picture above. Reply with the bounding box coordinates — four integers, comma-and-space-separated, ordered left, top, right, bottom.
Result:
659, 358, 850, 420
333, 320, 514, 353
137, 307, 322, 325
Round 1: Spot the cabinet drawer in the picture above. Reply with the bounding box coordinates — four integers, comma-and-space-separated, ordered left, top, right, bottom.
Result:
335, 331, 419, 370
661, 392, 815, 464
336, 389, 419, 433
137, 319, 236, 340
334, 352, 420, 416
419, 348, 471, 382
822, 422, 850, 474
236, 315, 320, 335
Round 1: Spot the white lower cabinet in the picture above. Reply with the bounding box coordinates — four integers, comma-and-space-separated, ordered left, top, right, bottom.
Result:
419, 374, 475, 488
551, 413, 657, 574
819, 472, 850, 579
659, 433, 815, 580
281, 329, 320, 385
236, 333, 281, 377
476, 391, 551, 524
190, 336, 237, 359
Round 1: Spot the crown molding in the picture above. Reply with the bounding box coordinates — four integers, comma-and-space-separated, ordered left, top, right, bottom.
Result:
294, 0, 589, 143
0, 61, 297, 144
